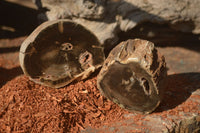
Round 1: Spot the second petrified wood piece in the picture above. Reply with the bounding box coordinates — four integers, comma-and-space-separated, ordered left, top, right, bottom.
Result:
97, 39, 167, 114
19, 19, 105, 88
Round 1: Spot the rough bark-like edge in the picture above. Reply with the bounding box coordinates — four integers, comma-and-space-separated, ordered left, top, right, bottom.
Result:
97, 39, 167, 114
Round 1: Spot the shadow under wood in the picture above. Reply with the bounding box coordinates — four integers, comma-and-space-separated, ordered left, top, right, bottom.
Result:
116, 22, 200, 54
0, 66, 23, 88
0, 46, 20, 53
155, 72, 200, 112
0, 1, 40, 39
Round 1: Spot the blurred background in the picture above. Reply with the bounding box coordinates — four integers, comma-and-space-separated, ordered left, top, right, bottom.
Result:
1, 0, 200, 87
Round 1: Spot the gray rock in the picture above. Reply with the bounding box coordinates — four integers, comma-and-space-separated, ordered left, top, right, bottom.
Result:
35, 0, 200, 47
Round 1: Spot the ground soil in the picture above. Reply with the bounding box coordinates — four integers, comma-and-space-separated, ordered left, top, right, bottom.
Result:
0, 75, 130, 132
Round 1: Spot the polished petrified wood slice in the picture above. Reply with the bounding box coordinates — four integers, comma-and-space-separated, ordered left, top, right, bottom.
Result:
97, 39, 167, 114
19, 19, 105, 88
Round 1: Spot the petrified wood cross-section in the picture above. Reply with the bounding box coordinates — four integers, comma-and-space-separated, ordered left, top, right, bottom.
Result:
97, 39, 167, 114
19, 19, 105, 88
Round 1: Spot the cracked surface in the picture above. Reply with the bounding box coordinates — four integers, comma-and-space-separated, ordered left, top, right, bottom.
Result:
35, 0, 200, 47
97, 39, 167, 114
19, 20, 105, 88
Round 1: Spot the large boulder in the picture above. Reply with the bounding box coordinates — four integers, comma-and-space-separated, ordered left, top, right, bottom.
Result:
34, 0, 200, 47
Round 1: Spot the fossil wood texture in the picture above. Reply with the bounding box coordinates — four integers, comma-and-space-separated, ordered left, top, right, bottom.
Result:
97, 39, 167, 114
19, 19, 105, 88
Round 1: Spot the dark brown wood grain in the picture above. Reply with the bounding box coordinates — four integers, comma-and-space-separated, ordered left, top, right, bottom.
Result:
19, 20, 105, 88
97, 39, 167, 114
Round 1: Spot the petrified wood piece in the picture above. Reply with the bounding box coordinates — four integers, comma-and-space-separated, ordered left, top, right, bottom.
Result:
19, 19, 105, 88
97, 39, 167, 114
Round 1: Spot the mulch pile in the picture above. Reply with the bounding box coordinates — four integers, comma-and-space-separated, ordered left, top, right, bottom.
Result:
0, 76, 130, 132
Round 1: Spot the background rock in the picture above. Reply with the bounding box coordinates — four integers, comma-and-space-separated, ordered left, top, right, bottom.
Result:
35, 0, 200, 48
